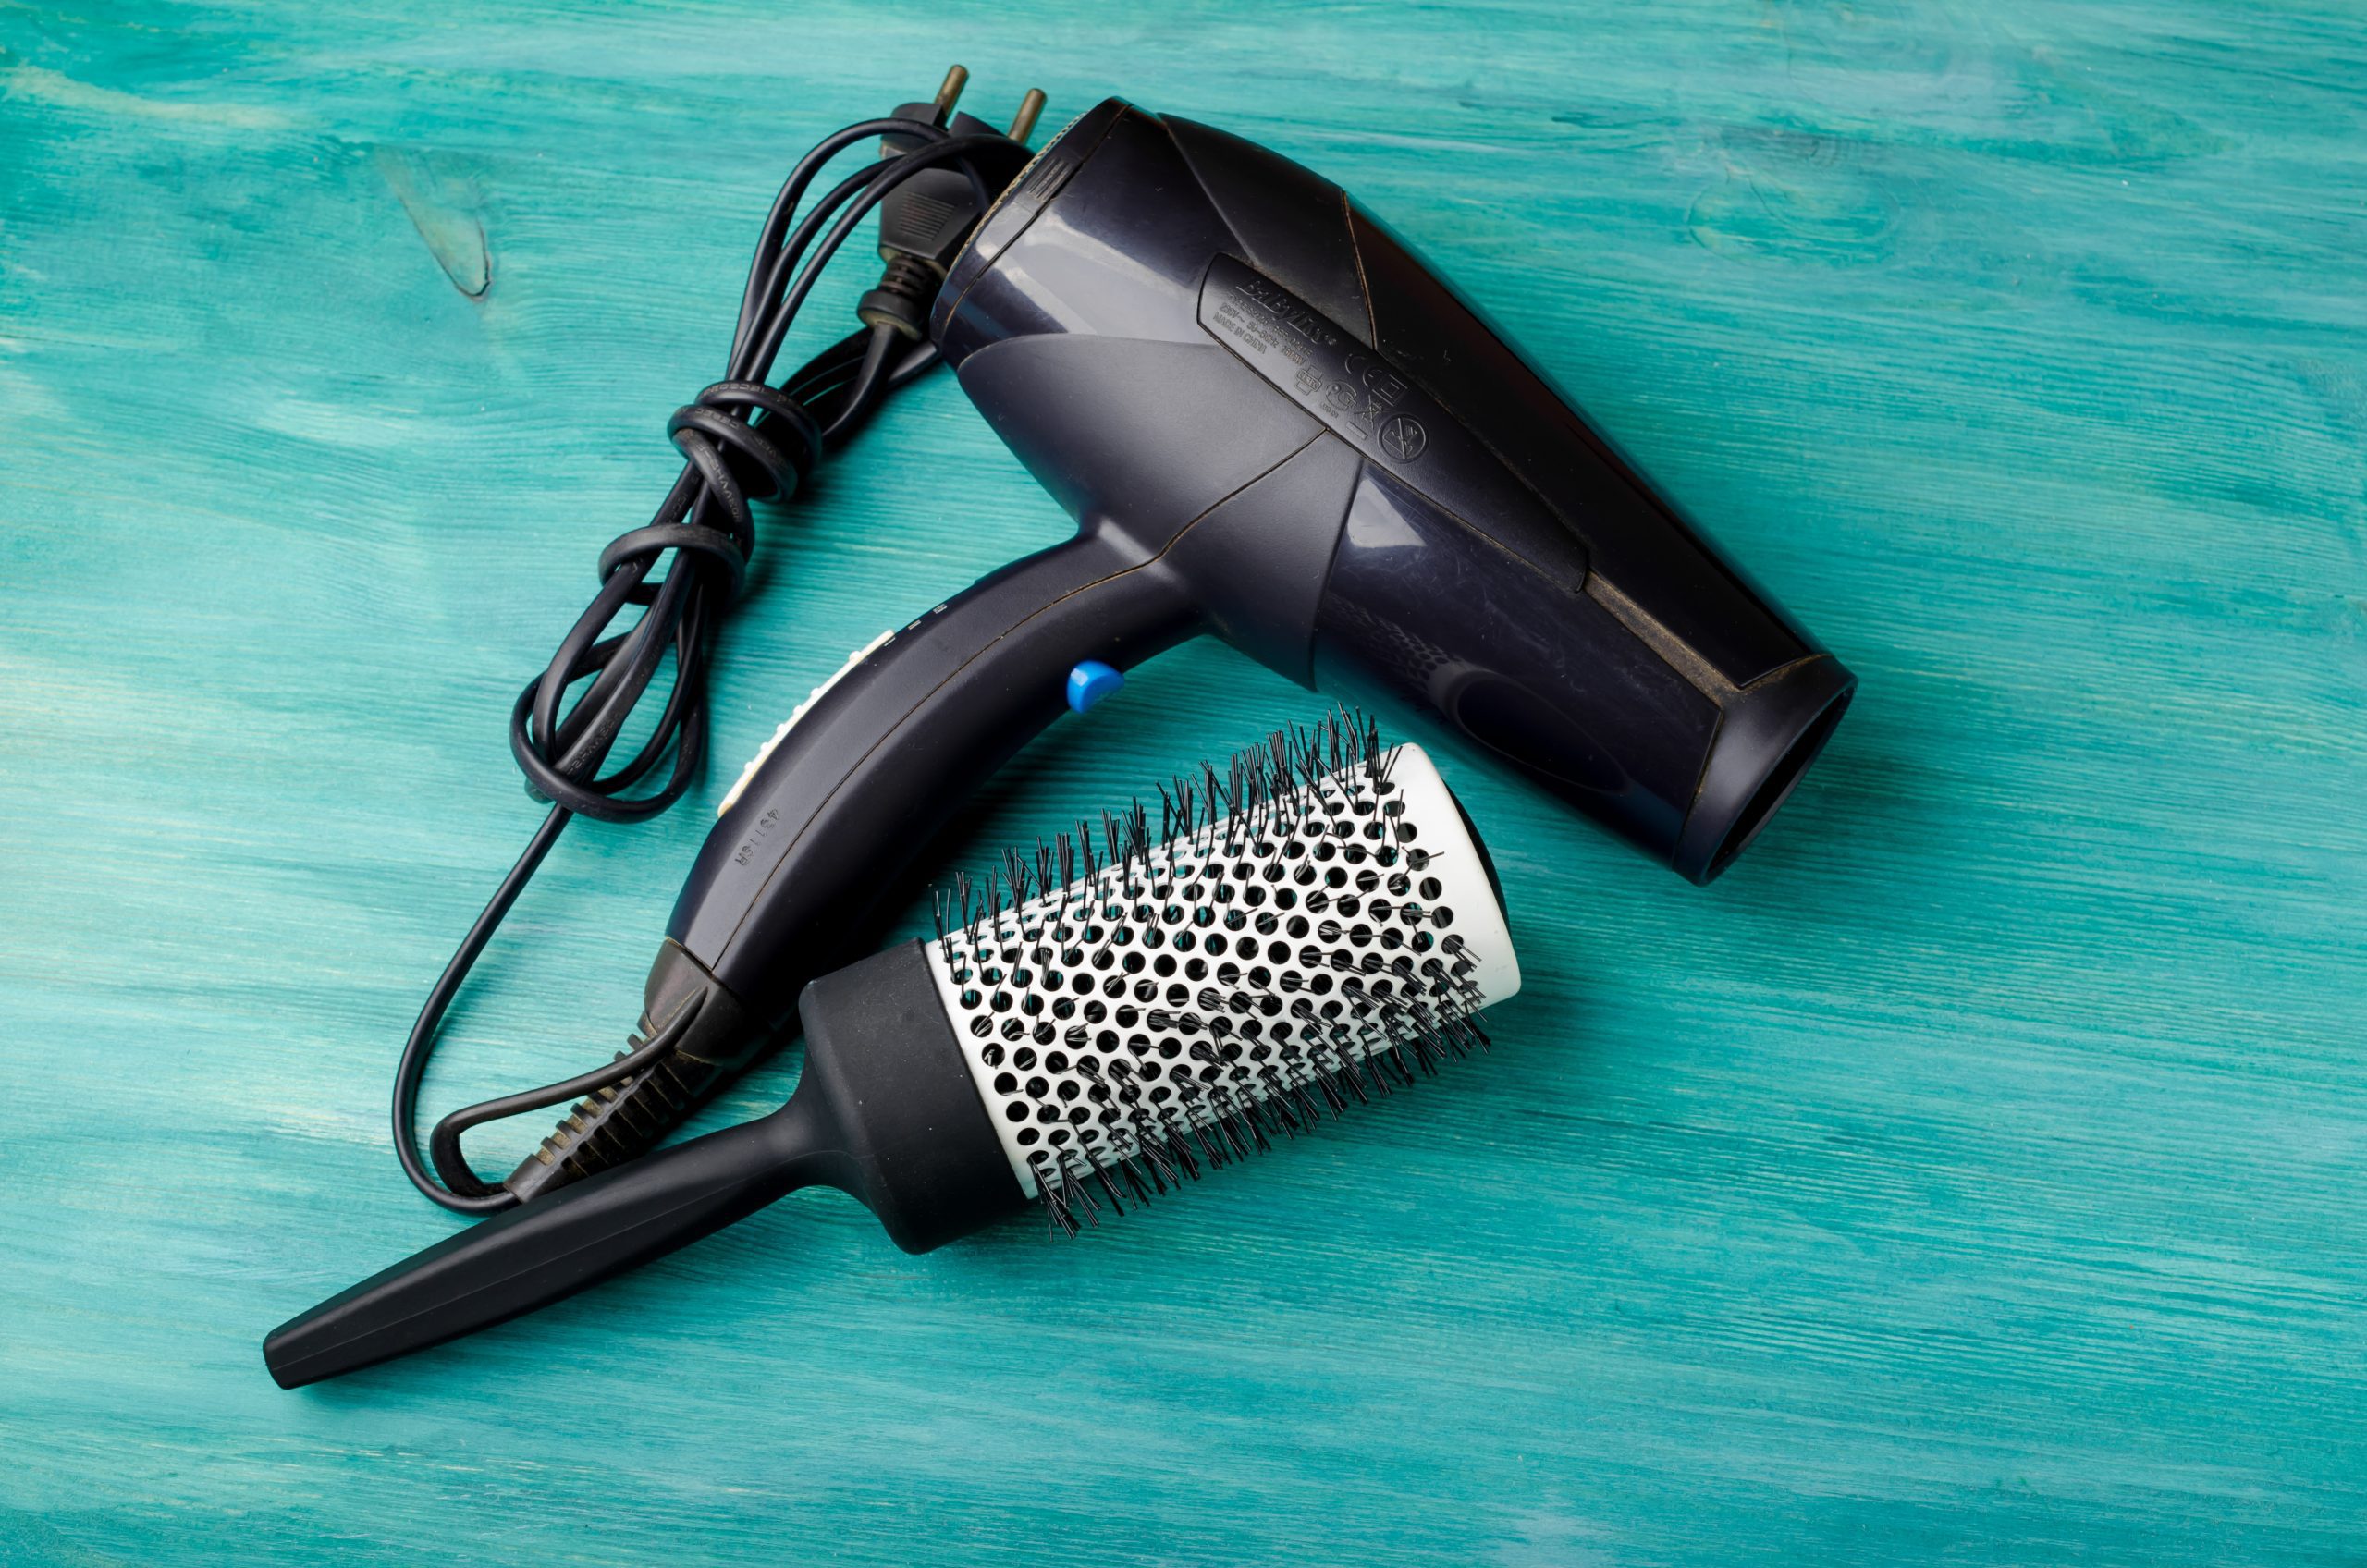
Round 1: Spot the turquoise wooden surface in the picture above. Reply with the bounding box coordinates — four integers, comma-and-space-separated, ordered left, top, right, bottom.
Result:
3, 0, 2362, 1561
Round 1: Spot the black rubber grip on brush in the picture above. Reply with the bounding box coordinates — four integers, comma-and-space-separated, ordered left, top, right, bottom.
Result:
265, 1104, 827, 1388
267, 942, 1025, 1387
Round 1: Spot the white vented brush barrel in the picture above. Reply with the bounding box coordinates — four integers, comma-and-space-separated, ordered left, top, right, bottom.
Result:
926, 742, 1519, 1198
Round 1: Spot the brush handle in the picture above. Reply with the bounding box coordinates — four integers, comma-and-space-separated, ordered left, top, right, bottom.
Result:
265, 1096, 829, 1388
271, 942, 1028, 1387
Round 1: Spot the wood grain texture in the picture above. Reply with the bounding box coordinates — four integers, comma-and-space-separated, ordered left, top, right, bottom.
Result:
2, 1, 2362, 1562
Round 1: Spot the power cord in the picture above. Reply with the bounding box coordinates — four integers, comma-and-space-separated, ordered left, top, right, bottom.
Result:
393, 69, 1044, 1215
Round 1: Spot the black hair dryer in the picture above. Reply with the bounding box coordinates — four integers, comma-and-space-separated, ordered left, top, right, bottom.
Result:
927, 97, 1854, 880
512, 97, 1853, 1198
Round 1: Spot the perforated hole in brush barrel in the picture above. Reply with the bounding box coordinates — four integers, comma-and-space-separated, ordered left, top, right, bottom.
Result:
925, 743, 1518, 1206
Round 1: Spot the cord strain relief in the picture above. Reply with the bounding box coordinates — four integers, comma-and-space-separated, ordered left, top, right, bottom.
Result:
508, 1043, 713, 1198
502, 945, 769, 1204
857, 253, 938, 341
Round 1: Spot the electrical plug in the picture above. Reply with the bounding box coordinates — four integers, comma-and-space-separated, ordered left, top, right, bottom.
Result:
858, 67, 1047, 340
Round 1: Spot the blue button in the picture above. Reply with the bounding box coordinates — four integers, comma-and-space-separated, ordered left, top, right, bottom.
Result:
1065, 660, 1123, 714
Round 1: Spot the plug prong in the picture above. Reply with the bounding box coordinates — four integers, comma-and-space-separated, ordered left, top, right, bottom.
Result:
932, 65, 969, 125
1007, 88, 1047, 143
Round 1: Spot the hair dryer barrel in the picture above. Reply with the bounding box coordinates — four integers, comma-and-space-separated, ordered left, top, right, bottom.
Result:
934, 99, 1853, 881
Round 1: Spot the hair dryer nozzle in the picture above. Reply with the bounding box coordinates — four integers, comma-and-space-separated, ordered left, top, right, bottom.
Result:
1678, 654, 1855, 882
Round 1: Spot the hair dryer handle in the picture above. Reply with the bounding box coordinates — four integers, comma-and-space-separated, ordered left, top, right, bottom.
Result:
669, 524, 1203, 1022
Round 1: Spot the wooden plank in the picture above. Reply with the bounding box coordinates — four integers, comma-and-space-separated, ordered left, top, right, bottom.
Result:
0, 1, 2361, 1561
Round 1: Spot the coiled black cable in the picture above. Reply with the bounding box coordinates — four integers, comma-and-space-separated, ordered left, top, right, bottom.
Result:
394, 114, 1031, 1215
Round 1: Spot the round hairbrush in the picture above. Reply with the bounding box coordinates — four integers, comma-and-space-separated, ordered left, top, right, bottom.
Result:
265, 716, 1520, 1387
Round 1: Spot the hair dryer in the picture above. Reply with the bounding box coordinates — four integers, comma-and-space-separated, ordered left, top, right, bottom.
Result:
485, 96, 1852, 1203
